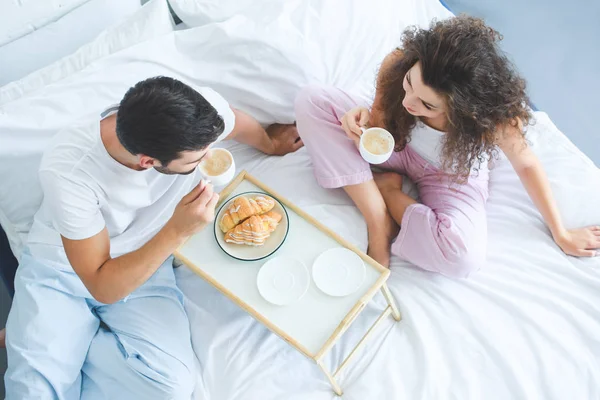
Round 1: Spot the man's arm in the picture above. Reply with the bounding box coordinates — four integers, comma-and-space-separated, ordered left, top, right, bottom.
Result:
226, 108, 303, 156
62, 181, 219, 304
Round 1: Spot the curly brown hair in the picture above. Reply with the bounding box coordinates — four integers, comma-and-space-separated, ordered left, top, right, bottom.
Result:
377, 15, 532, 179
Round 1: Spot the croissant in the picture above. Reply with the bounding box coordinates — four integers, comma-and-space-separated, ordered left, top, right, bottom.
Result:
224, 211, 282, 246
219, 195, 276, 233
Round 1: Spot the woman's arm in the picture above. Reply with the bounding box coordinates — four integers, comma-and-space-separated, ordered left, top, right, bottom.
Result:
497, 123, 600, 257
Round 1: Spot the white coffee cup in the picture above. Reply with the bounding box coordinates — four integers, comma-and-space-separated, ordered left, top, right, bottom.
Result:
198, 148, 236, 186
359, 127, 395, 164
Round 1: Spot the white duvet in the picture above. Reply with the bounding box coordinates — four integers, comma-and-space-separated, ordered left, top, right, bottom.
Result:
1, 0, 599, 399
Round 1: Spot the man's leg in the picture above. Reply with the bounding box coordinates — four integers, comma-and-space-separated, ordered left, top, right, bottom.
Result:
5, 251, 99, 399
81, 257, 196, 400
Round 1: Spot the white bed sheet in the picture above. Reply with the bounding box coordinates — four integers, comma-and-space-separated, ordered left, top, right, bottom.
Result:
178, 115, 600, 400
1, 1, 598, 398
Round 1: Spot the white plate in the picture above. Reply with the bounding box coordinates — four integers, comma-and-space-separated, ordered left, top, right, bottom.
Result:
257, 257, 310, 306
312, 248, 366, 297
214, 192, 289, 261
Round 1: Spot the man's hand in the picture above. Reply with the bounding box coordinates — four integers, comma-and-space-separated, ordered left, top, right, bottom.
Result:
166, 180, 220, 238
227, 109, 303, 156
266, 123, 304, 156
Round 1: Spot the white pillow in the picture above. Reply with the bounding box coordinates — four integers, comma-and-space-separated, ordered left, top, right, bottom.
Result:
0, 0, 174, 104
0, 0, 88, 46
168, 0, 274, 27
0, 0, 143, 86
169, 0, 450, 29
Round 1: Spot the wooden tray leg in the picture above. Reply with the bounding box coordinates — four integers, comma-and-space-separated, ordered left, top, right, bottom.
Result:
332, 306, 392, 379
381, 283, 401, 321
317, 360, 343, 396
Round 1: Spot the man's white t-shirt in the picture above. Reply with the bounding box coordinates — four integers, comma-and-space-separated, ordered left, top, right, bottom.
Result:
27, 87, 235, 269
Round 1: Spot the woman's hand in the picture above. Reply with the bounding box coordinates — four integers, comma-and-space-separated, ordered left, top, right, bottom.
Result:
340, 107, 370, 148
554, 226, 600, 257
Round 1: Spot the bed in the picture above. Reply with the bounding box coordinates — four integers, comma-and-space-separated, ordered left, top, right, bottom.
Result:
1, 0, 600, 399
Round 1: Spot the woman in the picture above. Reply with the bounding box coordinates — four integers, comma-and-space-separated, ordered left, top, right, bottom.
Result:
295, 16, 600, 277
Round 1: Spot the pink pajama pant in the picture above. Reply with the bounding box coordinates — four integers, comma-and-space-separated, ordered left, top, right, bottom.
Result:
294, 85, 489, 278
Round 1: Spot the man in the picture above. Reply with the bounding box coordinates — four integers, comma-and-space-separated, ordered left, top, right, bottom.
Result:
4, 76, 302, 399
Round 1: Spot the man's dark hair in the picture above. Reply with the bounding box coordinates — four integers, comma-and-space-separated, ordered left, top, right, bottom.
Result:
116, 76, 225, 165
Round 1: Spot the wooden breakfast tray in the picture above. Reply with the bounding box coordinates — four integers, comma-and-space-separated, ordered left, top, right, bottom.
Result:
174, 170, 400, 395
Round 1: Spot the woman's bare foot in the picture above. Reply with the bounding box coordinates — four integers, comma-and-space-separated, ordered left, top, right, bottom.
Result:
0, 328, 6, 348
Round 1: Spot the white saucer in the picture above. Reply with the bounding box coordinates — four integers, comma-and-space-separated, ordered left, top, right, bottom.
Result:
312, 248, 366, 297
257, 257, 310, 306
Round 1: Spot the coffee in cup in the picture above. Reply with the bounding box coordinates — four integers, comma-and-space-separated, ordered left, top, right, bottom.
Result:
358, 127, 395, 164
200, 148, 232, 176
362, 131, 393, 155
199, 148, 236, 186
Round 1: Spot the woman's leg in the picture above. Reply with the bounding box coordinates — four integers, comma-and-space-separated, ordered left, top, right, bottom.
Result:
294, 85, 401, 266
376, 146, 490, 278
373, 173, 417, 223
343, 181, 399, 267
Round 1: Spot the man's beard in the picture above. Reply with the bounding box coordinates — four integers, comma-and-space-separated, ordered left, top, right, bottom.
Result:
153, 166, 196, 176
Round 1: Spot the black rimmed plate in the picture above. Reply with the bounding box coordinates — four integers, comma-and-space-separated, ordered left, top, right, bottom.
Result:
214, 191, 290, 262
